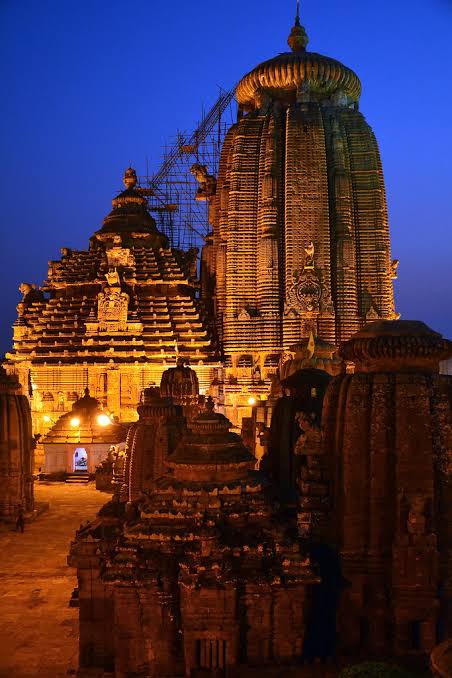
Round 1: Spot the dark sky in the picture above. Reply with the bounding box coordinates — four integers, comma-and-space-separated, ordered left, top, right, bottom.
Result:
1, 0, 451, 356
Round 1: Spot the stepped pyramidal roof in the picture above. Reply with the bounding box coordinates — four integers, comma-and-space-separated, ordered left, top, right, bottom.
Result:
7, 168, 217, 368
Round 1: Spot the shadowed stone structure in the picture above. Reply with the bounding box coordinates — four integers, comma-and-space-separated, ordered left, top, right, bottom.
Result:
0, 366, 34, 518
121, 386, 184, 501
432, 639, 452, 677
69, 398, 319, 676
323, 320, 452, 656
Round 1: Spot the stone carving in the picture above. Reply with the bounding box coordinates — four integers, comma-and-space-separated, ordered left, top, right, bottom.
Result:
285, 269, 322, 315
190, 163, 216, 200
47, 261, 63, 280
238, 307, 251, 320
97, 272, 129, 332
185, 247, 199, 280
105, 269, 121, 288
391, 258, 399, 280
106, 241, 135, 269
407, 495, 427, 536
19, 283, 44, 304
251, 355, 262, 383
366, 303, 380, 321
280, 352, 294, 366
19, 282, 33, 299
320, 289, 335, 315
304, 241, 315, 269
294, 411, 322, 457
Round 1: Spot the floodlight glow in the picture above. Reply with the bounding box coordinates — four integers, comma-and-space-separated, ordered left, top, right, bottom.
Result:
43, 415, 51, 423
97, 414, 111, 427
247, 397, 256, 406
70, 417, 80, 427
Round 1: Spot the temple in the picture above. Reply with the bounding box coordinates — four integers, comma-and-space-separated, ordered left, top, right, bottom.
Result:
5, 168, 219, 451
204, 12, 398, 424
69, 319, 452, 674
69, 396, 319, 676
42, 388, 126, 477
4, 8, 452, 677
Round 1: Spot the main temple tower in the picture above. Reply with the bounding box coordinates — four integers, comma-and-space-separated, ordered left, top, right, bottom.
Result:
205, 11, 397, 360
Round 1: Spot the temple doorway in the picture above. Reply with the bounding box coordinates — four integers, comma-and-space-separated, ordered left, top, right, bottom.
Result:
73, 448, 88, 472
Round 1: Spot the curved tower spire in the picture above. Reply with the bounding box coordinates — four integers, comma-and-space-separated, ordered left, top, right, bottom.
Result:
207, 13, 396, 363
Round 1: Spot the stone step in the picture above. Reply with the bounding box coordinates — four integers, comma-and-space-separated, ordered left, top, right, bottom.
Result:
65, 473, 89, 484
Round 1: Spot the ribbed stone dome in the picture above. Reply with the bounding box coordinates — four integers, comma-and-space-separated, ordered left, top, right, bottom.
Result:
236, 17, 361, 107
236, 51, 361, 107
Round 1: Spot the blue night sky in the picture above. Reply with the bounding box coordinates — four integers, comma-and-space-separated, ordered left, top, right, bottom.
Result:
1, 0, 451, 355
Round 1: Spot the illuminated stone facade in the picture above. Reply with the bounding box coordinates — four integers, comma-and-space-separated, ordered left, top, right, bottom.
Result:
5, 169, 219, 450
203, 16, 397, 424
5, 16, 398, 442
42, 388, 126, 474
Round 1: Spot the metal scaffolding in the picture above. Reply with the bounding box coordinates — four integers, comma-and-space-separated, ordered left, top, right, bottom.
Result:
138, 88, 236, 251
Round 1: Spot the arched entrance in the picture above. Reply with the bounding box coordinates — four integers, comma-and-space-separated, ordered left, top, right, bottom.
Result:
73, 448, 88, 472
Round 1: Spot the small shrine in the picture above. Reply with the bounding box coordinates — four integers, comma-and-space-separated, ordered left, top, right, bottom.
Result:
42, 388, 126, 476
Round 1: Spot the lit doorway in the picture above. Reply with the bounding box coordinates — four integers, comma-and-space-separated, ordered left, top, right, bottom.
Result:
73, 448, 88, 472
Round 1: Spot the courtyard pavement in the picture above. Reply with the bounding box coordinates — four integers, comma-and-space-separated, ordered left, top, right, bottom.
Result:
0, 482, 107, 678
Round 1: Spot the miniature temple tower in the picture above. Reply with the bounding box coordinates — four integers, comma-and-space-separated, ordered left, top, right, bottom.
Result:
0, 367, 34, 518
122, 386, 184, 500
70, 398, 319, 676
323, 320, 452, 656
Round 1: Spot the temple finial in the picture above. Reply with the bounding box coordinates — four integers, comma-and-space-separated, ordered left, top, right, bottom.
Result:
288, 1, 309, 52
123, 167, 137, 189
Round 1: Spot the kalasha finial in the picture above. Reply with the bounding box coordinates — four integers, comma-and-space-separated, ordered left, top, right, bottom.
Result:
288, 1, 309, 52
123, 167, 137, 189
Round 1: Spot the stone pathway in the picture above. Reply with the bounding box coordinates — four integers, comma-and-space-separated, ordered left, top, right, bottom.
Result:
0, 483, 106, 678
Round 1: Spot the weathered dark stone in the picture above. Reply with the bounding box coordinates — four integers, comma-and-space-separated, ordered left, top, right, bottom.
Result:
325, 320, 452, 656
